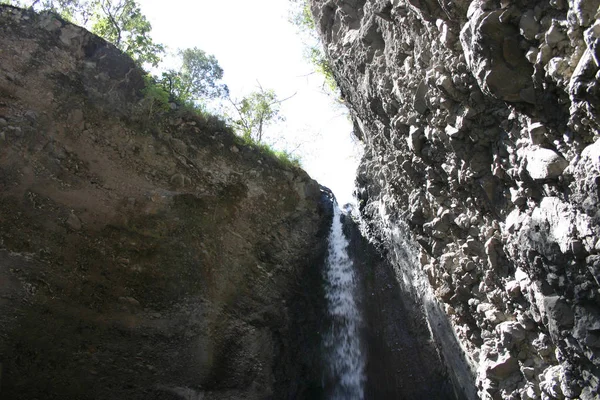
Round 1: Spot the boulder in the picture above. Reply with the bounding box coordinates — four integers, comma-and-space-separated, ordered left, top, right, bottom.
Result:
460, 6, 534, 103
486, 353, 519, 379
526, 148, 568, 180
543, 296, 575, 338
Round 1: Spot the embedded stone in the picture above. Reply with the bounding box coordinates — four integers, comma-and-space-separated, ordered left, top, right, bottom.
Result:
568, 0, 600, 27
66, 212, 82, 231
408, 126, 424, 155
519, 10, 539, 40
543, 296, 574, 338
546, 22, 566, 47
413, 80, 429, 114
587, 255, 600, 286
460, 6, 534, 103
527, 122, 547, 145
526, 148, 568, 180
580, 140, 600, 169
573, 305, 600, 348
540, 366, 564, 399
486, 353, 519, 379
496, 321, 526, 347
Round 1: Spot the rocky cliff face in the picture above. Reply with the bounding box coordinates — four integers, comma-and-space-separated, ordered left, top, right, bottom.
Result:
0, 6, 330, 399
311, 0, 600, 398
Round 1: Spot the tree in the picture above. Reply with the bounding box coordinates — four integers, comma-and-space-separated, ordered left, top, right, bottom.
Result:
1, 0, 81, 15
30, 0, 90, 21
156, 47, 227, 105
289, 0, 338, 94
229, 85, 294, 143
91, 0, 164, 67
9, 0, 164, 67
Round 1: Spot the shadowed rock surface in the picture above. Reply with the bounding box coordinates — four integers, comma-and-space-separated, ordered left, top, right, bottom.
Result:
0, 6, 330, 399
342, 211, 459, 399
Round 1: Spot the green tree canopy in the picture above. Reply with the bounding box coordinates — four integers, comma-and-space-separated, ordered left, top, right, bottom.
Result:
157, 47, 227, 105
91, 0, 164, 67
6, 0, 164, 67
230, 85, 293, 143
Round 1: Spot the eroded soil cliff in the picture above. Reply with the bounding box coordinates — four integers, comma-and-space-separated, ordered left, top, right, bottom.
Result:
0, 6, 330, 399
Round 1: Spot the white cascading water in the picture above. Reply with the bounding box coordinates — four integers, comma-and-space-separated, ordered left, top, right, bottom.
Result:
323, 203, 365, 400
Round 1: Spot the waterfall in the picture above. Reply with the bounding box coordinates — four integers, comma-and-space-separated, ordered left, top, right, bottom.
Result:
323, 204, 365, 400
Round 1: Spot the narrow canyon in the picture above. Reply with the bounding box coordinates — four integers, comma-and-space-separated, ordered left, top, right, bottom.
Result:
1, 1, 600, 399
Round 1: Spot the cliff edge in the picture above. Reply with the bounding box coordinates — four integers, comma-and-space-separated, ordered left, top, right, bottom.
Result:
0, 6, 330, 399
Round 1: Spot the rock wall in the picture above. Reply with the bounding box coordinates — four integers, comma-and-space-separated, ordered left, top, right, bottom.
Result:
342, 210, 459, 399
311, 0, 600, 398
0, 6, 330, 399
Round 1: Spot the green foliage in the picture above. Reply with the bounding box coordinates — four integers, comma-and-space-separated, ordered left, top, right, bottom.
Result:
156, 70, 188, 102
289, 0, 338, 94
157, 48, 226, 104
180, 48, 227, 99
38, 0, 93, 22
289, 0, 314, 32
234, 134, 301, 169
273, 148, 301, 168
140, 74, 170, 117
230, 86, 283, 143
13, 0, 164, 67
90, 0, 164, 67
308, 46, 337, 93
9, 0, 300, 168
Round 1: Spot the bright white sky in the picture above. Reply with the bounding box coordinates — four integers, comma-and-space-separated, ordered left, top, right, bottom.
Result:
136, 0, 362, 204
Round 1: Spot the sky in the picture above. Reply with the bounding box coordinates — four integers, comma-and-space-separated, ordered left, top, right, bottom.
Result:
135, 0, 362, 204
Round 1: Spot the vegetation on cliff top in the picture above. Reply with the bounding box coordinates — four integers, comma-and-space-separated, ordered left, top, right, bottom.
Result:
1, 0, 301, 168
